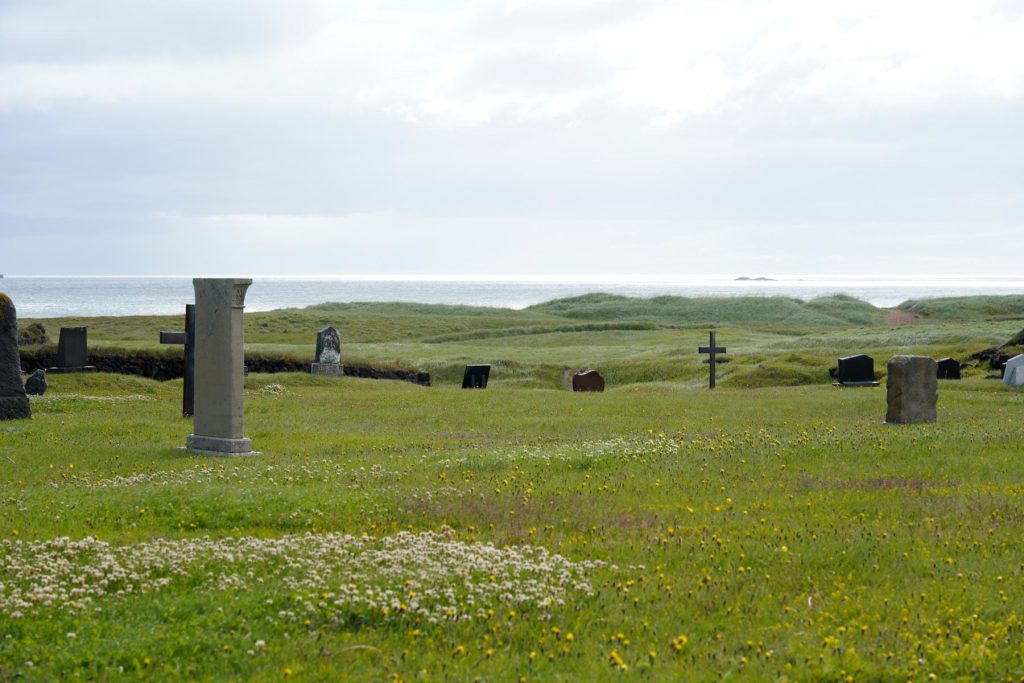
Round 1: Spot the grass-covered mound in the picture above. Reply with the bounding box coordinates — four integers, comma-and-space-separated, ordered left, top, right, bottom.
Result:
896, 294, 1024, 320
19, 293, 1024, 389
527, 292, 883, 327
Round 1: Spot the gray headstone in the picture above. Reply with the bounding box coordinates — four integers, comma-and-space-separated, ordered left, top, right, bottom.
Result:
1002, 354, 1024, 387
311, 326, 343, 377
886, 355, 937, 424
186, 278, 255, 456
315, 327, 341, 364
0, 294, 31, 420
24, 369, 47, 396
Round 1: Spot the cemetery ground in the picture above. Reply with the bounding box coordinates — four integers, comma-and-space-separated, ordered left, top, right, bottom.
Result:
3, 294, 1024, 680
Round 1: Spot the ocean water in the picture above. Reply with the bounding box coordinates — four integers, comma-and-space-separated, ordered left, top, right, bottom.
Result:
2, 275, 1024, 318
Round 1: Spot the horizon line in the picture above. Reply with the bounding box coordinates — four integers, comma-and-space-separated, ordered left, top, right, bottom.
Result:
5, 273, 1024, 281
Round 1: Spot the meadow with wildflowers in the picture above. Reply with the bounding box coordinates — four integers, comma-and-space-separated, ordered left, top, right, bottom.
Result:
2, 298, 1024, 680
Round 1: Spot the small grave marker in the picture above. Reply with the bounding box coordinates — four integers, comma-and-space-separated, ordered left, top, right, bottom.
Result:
886, 355, 937, 424
698, 331, 726, 389
160, 304, 195, 417
48, 326, 96, 373
936, 357, 961, 380
462, 364, 491, 389
832, 354, 878, 387
1003, 354, 1024, 386
572, 370, 605, 392
311, 326, 343, 377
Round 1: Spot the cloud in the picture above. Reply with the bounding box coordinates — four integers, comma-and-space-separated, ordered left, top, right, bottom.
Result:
1, 0, 1022, 124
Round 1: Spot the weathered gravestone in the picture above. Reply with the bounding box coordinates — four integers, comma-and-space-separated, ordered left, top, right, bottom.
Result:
311, 326, 343, 377
885, 355, 937, 424
48, 326, 96, 373
698, 331, 726, 389
160, 304, 196, 417
572, 370, 605, 392
0, 294, 31, 420
186, 278, 256, 456
462, 364, 491, 389
936, 357, 961, 380
1003, 354, 1024, 387
24, 369, 47, 396
833, 354, 878, 386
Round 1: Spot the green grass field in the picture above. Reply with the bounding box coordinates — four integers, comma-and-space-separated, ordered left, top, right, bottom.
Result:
3, 295, 1024, 680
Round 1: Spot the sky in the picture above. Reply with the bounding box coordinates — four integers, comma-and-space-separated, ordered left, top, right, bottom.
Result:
1, 0, 1023, 276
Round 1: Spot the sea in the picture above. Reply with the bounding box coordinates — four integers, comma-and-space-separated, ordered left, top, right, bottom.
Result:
2, 275, 1024, 318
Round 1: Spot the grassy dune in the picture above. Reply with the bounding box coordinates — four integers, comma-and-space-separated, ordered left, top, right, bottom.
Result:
22, 293, 1023, 389
3, 294, 1024, 679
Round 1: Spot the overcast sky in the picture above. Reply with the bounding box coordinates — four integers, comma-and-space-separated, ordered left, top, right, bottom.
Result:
1, 0, 1022, 276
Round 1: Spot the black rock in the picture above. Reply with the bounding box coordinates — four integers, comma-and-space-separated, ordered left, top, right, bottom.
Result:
24, 369, 47, 395
0, 293, 31, 420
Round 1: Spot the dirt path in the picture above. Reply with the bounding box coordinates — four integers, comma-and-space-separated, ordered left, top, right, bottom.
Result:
883, 309, 919, 326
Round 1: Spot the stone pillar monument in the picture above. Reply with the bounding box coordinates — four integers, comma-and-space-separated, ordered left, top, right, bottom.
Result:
0, 293, 31, 420
186, 278, 255, 455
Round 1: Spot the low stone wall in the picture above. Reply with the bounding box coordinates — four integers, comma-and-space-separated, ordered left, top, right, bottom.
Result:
18, 347, 431, 386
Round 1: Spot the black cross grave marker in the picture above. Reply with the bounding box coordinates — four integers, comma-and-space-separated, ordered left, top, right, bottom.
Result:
698, 331, 726, 389
159, 304, 195, 417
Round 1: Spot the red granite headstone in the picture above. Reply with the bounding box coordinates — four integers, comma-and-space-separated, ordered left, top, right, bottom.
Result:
572, 370, 605, 392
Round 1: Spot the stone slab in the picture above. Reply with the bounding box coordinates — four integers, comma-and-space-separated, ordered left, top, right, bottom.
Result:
185, 434, 257, 456
315, 327, 341, 365
311, 362, 344, 377
56, 327, 88, 368
462, 364, 491, 389
1002, 354, 1024, 387
885, 355, 937, 424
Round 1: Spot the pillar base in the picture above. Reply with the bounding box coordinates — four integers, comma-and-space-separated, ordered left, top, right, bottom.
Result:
186, 434, 257, 456
311, 363, 344, 377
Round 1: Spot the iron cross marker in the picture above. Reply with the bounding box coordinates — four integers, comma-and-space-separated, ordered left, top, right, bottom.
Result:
698, 331, 726, 389
159, 304, 195, 417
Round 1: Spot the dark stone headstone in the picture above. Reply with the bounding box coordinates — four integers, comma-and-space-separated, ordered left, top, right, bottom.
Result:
835, 354, 876, 385
936, 357, 961, 380
57, 326, 88, 367
311, 326, 343, 377
24, 369, 47, 396
572, 370, 605, 392
49, 326, 96, 373
0, 294, 31, 420
462, 364, 490, 389
315, 327, 341, 364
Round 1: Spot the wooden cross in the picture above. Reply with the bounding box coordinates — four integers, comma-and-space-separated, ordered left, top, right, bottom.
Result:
159, 304, 195, 417
698, 331, 726, 389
